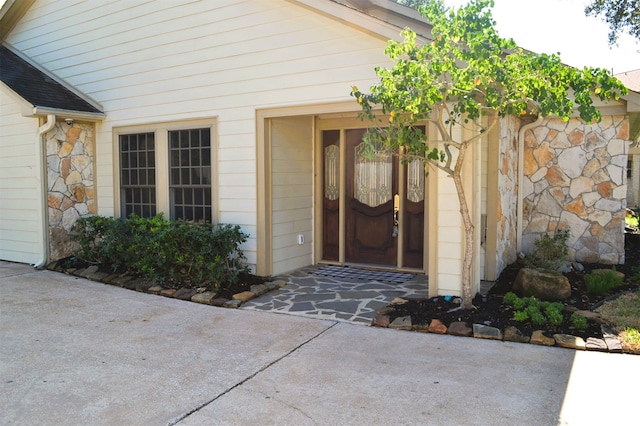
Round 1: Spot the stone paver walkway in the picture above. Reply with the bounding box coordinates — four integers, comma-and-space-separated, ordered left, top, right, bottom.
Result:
241, 265, 429, 324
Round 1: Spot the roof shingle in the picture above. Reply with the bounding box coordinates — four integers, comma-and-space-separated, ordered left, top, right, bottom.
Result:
0, 45, 102, 114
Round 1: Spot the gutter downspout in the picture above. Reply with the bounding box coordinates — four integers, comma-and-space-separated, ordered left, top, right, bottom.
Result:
516, 115, 544, 254
34, 114, 56, 269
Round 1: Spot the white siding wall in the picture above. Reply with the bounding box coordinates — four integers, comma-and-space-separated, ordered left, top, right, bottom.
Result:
480, 131, 488, 280
435, 126, 464, 295
271, 117, 314, 275
5, 0, 390, 271
0, 88, 43, 264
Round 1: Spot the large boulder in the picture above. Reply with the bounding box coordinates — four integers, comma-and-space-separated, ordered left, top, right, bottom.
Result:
512, 268, 571, 301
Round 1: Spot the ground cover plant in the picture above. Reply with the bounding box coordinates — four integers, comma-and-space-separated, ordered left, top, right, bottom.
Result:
68, 214, 251, 296
585, 268, 624, 296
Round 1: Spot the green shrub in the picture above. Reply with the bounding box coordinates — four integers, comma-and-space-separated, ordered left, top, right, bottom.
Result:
523, 229, 570, 271
71, 215, 128, 269
514, 311, 529, 322
513, 296, 528, 311
585, 268, 623, 296
571, 313, 589, 330
542, 302, 564, 326
71, 214, 249, 290
503, 292, 518, 306
503, 292, 567, 327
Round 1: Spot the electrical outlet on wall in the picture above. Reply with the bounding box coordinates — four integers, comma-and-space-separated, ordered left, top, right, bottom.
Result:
297, 234, 304, 245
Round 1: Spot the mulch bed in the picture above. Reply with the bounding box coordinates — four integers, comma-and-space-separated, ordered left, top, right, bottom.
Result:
387, 233, 640, 341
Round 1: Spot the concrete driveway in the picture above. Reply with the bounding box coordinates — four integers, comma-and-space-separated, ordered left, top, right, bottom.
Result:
1, 261, 638, 425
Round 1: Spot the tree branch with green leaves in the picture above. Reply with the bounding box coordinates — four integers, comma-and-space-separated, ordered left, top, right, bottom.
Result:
352, 0, 627, 309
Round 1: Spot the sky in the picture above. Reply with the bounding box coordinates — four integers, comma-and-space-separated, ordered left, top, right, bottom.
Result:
444, 0, 639, 74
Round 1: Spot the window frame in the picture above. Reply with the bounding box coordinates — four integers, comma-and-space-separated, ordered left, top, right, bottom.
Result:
113, 118, 218, 222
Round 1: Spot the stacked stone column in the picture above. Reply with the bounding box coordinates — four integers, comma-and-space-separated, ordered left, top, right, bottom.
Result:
522, 116, 628, 264
46, 122, 96, 260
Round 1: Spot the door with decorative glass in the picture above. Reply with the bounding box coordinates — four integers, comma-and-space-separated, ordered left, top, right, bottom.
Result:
321, 126, 425, 269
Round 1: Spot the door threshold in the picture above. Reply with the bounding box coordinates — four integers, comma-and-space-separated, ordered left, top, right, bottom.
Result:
316, 260, 424, 275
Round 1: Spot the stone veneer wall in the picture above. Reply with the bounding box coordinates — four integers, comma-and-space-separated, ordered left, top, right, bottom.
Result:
494, 115, 520, 275
522, 115, 628, 264
46, 122, 96, 261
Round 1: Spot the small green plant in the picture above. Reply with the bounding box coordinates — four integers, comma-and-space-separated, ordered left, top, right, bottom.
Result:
514, 310, 529, 322
626, 212, 639, 229
545, 306, 564, 327
622, 328, 640, 344
503, 291, 518, 306
585, 268, 623, 296
620, 328, 640, 353
523, 229, 570, 271
530, 309, 547, 326
503, 292, 566, 327
571, 313, 589, 330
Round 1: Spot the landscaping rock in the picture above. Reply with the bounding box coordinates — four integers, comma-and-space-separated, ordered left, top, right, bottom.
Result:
513, 268, 571, 301
102, 273, 122, 284
585, 337, 608, 352
572, 310, 606, 324
191, 291, 217, 305
503, 326, 530, 343
211, 298, 229, 307
389, 316, 412, 330
160, 288, 176, 298
264, 281, 280, 291
472, 324, 502, 340
571, 262, 584, 272
135, 280, 153, 293
76, 265, 110, 282
448, 321, 472, 337
232, 291, 255, 303
601, 326, 623, 353
412, 324, 430, 333
389, 297, 408, 305
74, 265, 96, 276
111, 274, 135, 287
223, 299, 242, 309
428, 319, 447, 334
372, 312, 390, 328
553, 334, 586, 350
148, 285, 164, 295
558, 262, 572, 273
530, 330, 555, 346
173, 288, 197, 301
250, 284, 269, 297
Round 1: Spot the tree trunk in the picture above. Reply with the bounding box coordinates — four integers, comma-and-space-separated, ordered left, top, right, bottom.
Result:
451, 143, 475, 309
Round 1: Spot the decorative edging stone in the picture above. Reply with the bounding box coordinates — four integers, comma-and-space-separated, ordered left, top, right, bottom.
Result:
46, 261, 286, 309
372, 305, 635, 354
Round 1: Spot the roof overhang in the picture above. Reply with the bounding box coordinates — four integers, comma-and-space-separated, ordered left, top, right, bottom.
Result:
30, 106, 106, 122
288, 0, 433, 42
1, 81, 105, 122
0, 0, 36, 41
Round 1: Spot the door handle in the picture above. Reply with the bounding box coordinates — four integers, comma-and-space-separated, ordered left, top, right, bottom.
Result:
392, 194, 399, 238
393, 194, 399, 225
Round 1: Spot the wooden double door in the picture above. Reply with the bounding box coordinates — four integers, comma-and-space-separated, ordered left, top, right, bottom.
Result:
322, 127, 425, 269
